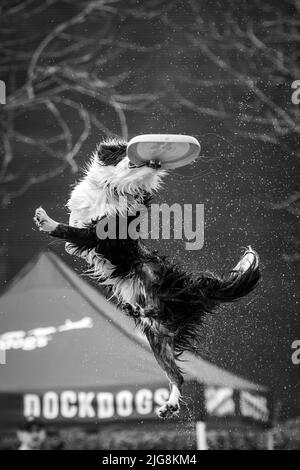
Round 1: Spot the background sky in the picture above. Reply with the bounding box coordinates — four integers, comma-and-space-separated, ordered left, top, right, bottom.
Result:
0, 0, 299, 419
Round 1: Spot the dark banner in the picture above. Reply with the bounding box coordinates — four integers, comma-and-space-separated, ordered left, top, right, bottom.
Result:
0, 382, 272, 430
0, 382, 206, 430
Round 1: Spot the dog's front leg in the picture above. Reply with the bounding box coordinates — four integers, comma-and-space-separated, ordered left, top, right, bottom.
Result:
34, 207, 59, 233
34, 207, 98, 248
145, 328, 184, 419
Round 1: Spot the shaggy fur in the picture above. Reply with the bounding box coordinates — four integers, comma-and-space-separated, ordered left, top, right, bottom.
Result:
34, 138, 260, 419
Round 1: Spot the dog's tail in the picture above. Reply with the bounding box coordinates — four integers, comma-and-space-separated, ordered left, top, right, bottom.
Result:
205, 247, 260, 303
154, 246, 260, 358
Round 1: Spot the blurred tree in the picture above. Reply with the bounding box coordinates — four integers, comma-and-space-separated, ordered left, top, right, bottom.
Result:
0, 0, 168, 206
0, 246, 8, 283
163, 0, 300, 262
0, 0, 298, 420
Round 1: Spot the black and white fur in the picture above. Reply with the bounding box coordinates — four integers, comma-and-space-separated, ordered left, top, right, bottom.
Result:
34, 138, 260, 419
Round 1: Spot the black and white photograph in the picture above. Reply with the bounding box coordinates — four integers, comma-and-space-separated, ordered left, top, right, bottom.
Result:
0, 0, 299, 453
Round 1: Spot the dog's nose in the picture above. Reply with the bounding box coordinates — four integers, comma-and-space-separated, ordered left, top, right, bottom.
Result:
147, 160, 162, 169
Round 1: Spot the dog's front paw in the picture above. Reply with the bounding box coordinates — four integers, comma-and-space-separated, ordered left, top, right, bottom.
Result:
157, 402, 179, 419
34, 207, 58, 233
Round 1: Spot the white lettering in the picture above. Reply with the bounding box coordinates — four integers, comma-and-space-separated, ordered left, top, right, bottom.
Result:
97, 392, 114, 419
24, 394, 41, 418
43, 392, 59, 419
135, 389, 153, 415
116, 390, 133, 417
61, 391, 77, 418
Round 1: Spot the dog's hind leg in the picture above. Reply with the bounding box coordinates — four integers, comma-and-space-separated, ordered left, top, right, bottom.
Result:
144, 328, 184, 419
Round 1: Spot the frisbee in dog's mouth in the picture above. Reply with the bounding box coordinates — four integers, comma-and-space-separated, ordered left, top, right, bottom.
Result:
127, 134, 201, 170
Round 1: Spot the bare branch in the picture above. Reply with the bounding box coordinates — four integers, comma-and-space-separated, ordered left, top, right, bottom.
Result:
282, 253, 300, 263
0, 0, 166, 202
0, 163, 67, 208
26, 0, 118, 99
269, 192, 300, 216
109, 99, 128, 140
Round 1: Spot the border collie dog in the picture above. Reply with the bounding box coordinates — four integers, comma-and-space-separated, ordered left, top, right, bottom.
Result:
34, 138, 260, 419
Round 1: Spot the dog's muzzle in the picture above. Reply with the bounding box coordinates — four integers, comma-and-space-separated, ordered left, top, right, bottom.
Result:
128, 160, 162, 169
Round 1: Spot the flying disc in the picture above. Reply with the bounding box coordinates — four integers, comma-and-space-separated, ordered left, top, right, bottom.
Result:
127, 134, 201, 169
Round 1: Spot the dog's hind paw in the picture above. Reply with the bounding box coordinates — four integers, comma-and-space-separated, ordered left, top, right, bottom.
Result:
157, 402, 179, 419
234, 246, 259, 272
34, 207, 58, 233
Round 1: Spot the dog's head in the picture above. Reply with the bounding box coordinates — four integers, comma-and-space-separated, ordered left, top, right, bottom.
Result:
86, 138, 167, 198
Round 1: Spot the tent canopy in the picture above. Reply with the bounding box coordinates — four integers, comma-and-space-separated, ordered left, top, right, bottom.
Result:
0, 252, 270, 428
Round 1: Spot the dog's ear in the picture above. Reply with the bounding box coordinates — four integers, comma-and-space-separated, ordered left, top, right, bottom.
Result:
97, 139, 127, 166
